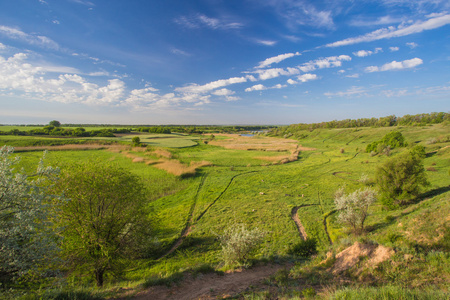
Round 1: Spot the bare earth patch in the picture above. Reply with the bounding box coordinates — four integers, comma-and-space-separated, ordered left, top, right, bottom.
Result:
331, 242, 394, 275
130, 264, 286, 300
209, 134, 315, 164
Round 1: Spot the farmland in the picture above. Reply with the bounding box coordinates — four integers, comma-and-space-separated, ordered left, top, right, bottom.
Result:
1, 119, 449, 299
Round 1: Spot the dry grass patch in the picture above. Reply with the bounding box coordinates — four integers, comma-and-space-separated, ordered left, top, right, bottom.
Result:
153, 159, 212, 176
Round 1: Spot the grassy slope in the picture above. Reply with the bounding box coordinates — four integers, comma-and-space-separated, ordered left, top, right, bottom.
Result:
9, 123, 449, 298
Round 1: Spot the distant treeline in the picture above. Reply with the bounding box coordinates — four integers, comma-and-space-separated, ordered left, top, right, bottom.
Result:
135, 125, 274, 134
269, 112, 449, 137
0, 126, 131, 137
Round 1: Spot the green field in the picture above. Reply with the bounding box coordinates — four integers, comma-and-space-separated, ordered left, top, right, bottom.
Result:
2, 123, 449, 299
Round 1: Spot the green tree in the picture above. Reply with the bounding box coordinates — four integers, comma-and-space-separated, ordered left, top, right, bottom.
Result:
49, 120, 61, 127
132, 136, 141, 146
334, 187, 377, 235
376, 152, 429, 208
0, 146, 60, 283
51, 162, 151, 287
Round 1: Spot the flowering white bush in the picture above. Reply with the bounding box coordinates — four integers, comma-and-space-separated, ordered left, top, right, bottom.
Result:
218, 223, 265, 266
334, 187, 376, 234
0, 146, 60, 282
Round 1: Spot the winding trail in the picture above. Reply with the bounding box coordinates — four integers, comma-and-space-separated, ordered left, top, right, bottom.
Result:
291, 206, 308, 241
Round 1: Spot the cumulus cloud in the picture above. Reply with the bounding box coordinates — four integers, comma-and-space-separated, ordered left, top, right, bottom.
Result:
353, 48, 382, 57
254, 67, 300, 80
326, 14, 450, 47
297, 73, 318, 82
245, 83, 287, 92
389, 46, 399, 51
0, 25, 60, 50
256, 52, 301, 69
299, 55, 351, 72
365, 57, 423, 72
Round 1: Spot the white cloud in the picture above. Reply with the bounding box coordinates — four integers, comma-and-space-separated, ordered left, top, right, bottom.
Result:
299, 55, 351, 72
350, 15, 404, 27
175, 76, 247, 93
365, 57, 423, 72
406, 42, 418, 48
256, 52, 301, 69
389, 46, 399, 51
326, 14, 450, 47
171, 48, 191, 56
255, 67, 300, 80
346, 73, 360, 78
174, 14, 243, 30
287, 78, 297, 85
353, 48, 382, 57
0, 25, 60, 50
245, 84, 266, 92
245, 83, 287, 92
324, 86, 368, 97
255, 39, 277, 46
212, 88, 235, 96
0, 43, 5, 50
297, 73, 318, 82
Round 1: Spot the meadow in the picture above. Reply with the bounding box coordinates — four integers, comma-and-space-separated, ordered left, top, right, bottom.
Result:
2, 121, 449, 299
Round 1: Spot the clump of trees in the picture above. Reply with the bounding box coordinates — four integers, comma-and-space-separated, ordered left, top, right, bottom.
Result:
376, 150, 429, 209
334, 187, 377, 235
0, 146, 60, 283
51, 161, 152, 287
366, 131, 407, 154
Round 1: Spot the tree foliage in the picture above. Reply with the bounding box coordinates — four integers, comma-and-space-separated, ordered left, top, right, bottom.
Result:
218, 223, 265, 267
376, 152, 429, 208
49, 120, 61, 127
0, 146, 60, 283
51, 161, 151, 287
334, 187, 377, 234
366, 131, 407, 153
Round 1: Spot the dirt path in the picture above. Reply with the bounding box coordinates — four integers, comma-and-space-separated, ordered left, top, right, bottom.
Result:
291, 206, 308, 241
130, 264, 286, 300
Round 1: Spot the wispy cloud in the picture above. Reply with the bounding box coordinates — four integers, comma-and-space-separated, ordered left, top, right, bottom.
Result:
254, 67, 300, 80
170, 48, 191, 57
254, 39, 277, 46
174, 14, 243, 30
287, 73, 318, 84
324, 86, 369, 97
256, 52, 301, 69
0, 25, 60, 50
298, 55, 351, 72
175, 76, 247, 94
406, 42, 418, 48
326, 14, 450, 47
350, 15, 403, 27
365, 57, 423, 72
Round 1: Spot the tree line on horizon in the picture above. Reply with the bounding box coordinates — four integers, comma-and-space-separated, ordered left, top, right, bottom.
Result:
269, 112, 449, 138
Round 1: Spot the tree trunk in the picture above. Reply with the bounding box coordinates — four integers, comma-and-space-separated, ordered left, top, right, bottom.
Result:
95, 268, 104, 287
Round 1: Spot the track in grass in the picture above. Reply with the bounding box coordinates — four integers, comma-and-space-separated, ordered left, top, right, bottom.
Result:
195, 171, 258, 222
158, 174, 208, 259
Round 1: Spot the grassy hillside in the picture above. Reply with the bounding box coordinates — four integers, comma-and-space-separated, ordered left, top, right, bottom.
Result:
3, 123, 449, 299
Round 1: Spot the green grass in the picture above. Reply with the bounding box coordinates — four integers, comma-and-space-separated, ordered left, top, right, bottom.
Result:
5, 123, 449, 298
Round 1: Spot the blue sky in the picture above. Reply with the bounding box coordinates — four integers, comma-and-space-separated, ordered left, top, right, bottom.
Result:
0, 0, 449, 125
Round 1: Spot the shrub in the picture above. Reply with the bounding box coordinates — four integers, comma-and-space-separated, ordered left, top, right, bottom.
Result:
218, 223, 265, 267
288, 238, 318, 257
366, 131, 407, 153
334, 187, 377, 234
376, 152, 429, 208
